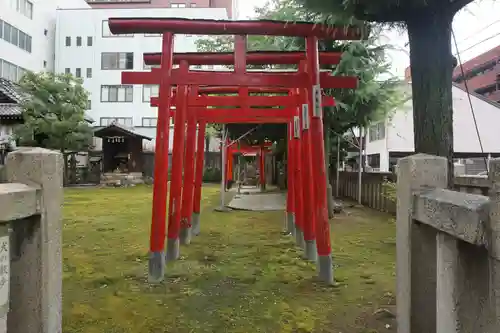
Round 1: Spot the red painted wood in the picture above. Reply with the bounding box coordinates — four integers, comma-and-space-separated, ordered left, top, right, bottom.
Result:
192, 121, 206, 215
180, 104, 197, 228
108, 17, 364, 40
167, 61, 189, 240
286, 121, 294, 216
307, 36, 331, 256
150, 95, 335, 108
143, 51, 342, 66
149, 32, 174, 254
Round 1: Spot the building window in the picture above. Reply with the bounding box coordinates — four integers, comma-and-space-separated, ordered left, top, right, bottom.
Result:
75, 68, 81, 78
86, 68, 92, 78
44, 29, 48, 36
87, 100, 91, 110
65, 36, 71, 46
143, 62, 161, 70
101, 52, 134, 70
100, 117, 133, 127
87, 36, 93, 46
368, 122, 385, 142
171, 3, 187, 7
65, 68, 70, 74
367, 154, 381, 170
142, 117, 157, 127
144, 33, 162, 37
102, 20, 133, 38
43, 60, 47, 68
10, 0, 33, 19
0, 20, 32, 53
100, 85, 134, 103
142, 85, 159, 102
0, 58, 27, 82
76, 36, 82, 46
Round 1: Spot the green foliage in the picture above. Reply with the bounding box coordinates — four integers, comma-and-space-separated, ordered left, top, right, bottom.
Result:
299, 0, 472, 23
382, 179, 396, 202
196, 0, 405, 155
14, 71, 93, 152
202, 167, 222, 182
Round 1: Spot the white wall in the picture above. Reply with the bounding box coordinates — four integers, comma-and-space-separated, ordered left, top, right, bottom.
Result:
55, 7, 228, 152
365, 85, 500, 171
0, 0, 89, 80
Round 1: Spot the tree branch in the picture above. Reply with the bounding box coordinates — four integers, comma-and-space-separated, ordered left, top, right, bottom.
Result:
448, 0, 475, 15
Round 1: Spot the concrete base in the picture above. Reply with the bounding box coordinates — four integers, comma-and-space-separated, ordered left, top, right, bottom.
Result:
304, 239, 318, 262
286, 213, 295, 235
317, 255, 334, 285
192, 212, 201, 236
180, 225, 192, 245
166, 237, 179, 262
214, 206, 232, 212
295, 228, 305, 249
148, 251, 165, 283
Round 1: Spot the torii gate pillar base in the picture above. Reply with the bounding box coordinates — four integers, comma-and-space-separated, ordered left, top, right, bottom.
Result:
304, 240, 318, 262
317, 255, 334, 285
295, 228, 305, 249
166, 238, 180, 262
179, 225, 192, 245
148, 251, 165, 283
286, 212, 295, 236
214, 206, 232, 212
191, 212, 201, 236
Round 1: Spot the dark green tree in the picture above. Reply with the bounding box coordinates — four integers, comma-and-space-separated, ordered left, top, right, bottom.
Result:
14, 71, 93, 184
301, 0, 471, 184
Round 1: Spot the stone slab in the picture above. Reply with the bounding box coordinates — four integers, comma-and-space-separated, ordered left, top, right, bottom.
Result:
228, 192, 285, 211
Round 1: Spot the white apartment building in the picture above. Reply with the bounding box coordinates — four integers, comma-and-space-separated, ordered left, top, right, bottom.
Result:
54, 7, 228, 152
362, 83, 500, 172
0, 0, 90, 81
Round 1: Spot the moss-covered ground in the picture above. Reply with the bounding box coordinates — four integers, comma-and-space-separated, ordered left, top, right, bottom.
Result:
62, 184, 396, 333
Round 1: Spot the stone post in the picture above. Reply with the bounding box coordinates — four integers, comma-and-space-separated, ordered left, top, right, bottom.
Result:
396, 154, 447, 333
6, 147, 64, 333
487, 158, 500, 332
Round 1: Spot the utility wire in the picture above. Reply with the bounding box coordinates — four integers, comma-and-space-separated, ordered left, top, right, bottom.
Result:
456, 18, 500, 45
454, 31, 500, 55
451, 28, 488, 175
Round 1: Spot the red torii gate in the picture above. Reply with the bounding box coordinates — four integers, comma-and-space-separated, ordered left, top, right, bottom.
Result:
109, 17, 362, 284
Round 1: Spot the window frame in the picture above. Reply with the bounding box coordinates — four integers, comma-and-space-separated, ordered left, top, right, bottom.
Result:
101, 52, 134, 70
100, 85, 134, 103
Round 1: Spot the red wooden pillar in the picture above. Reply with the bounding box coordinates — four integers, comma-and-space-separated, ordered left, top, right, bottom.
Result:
179, 86, 198, 245
286, 120, 295, 234
192, 120, 206, 236
149, 32, 174, 283
298, 62, 317, 261
166, 60, 189, 261
307, 36, 333, 284
292, 111, 304, 246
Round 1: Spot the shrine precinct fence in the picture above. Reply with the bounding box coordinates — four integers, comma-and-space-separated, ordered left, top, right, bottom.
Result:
0, 147, 63, 333
331, 170, 490, 213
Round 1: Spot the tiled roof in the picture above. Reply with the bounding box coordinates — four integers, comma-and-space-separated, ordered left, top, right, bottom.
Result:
94, 122, 152, 140
0, 103, 22, 117
0, 78, 25, 103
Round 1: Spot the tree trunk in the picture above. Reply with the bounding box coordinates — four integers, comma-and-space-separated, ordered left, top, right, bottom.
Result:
407, 10, 455, 187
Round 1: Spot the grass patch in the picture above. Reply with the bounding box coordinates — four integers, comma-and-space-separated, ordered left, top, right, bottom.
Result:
63, 185, 396, 333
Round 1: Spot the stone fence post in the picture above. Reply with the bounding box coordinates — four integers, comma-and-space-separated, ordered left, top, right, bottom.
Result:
396, 154, 447, 333
2, 147, 63, 333
487, 158, 500, 331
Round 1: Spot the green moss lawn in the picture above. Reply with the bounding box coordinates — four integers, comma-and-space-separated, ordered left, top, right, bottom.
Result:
62, 185, 396, 333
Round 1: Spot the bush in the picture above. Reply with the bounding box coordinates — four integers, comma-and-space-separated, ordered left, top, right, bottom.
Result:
203, 167, 222, 183
382, 179, 396, 202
